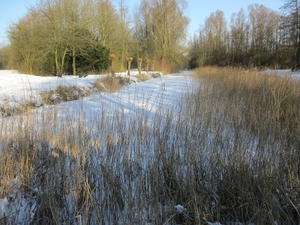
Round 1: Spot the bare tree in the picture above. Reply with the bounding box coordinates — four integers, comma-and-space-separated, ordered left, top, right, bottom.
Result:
91, 0, 131, 72
189, 5, 280, 68
92, 0, 121, 48
248, 4, 279, 67
136, 0, 189, 72
36, 0, 71, 76
230, 9, 249, 66
193, 10, 229, 66
281, 0, 300, 69
117, 0, 131, 71
9, 9, 48, 74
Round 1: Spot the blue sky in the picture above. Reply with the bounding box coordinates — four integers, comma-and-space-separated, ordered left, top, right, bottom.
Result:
0, 0, 284, 46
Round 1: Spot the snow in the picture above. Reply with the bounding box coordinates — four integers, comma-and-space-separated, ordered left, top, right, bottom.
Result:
265, 69, 300, 81
0, 197, 8, 218
0, 70, 105, 109
174, 204, 187, 213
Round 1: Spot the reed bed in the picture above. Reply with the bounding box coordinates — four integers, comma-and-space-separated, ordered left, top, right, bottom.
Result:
0, 67, 299, 224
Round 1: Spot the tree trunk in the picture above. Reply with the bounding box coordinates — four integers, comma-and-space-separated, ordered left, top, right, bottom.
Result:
55, 49, 60, 77
151, 60, 155, 71
72, 48, 76, 76
138, 62, 142, 74
127, 61, 131, 75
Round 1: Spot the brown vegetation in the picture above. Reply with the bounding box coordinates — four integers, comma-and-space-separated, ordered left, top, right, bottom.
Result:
40, 85, 93, 105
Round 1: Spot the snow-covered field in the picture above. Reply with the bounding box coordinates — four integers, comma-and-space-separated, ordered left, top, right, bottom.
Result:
0, 70, 107, 109
0, 70, 193, 111
0, 69, 197, 224
0, 69, 298, 224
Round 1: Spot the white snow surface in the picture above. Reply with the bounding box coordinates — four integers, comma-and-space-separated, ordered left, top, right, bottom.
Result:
0, 197, 9, 218
265, 69, 300, 81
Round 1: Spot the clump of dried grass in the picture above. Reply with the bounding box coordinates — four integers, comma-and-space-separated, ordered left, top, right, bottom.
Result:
40, 84, 92, 105
137, 73, 150, 82
150, 72, 162, 78
94, 76, 132, 93
0, 101, 38, 117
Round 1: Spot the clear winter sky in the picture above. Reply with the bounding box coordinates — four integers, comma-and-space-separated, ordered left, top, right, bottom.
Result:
0, 0, 284, 46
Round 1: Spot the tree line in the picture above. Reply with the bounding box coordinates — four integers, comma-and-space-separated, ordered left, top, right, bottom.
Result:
0, 0, 189, 76
2, 0, 299, 74
188, 1, 300, 70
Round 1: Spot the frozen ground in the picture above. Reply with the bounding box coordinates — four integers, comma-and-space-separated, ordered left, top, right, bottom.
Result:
265, 69, 300, 81
0, 69, 298, 111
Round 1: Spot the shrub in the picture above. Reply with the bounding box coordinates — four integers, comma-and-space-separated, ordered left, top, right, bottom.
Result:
40, 84, 91, 105
118, 76, 132, 86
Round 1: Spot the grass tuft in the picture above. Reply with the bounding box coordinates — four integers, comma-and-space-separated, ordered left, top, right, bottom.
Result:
150, 72, 162, 78
94, 76, 132, 93
40, 84, 92, 105
137, 73, 150, 82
